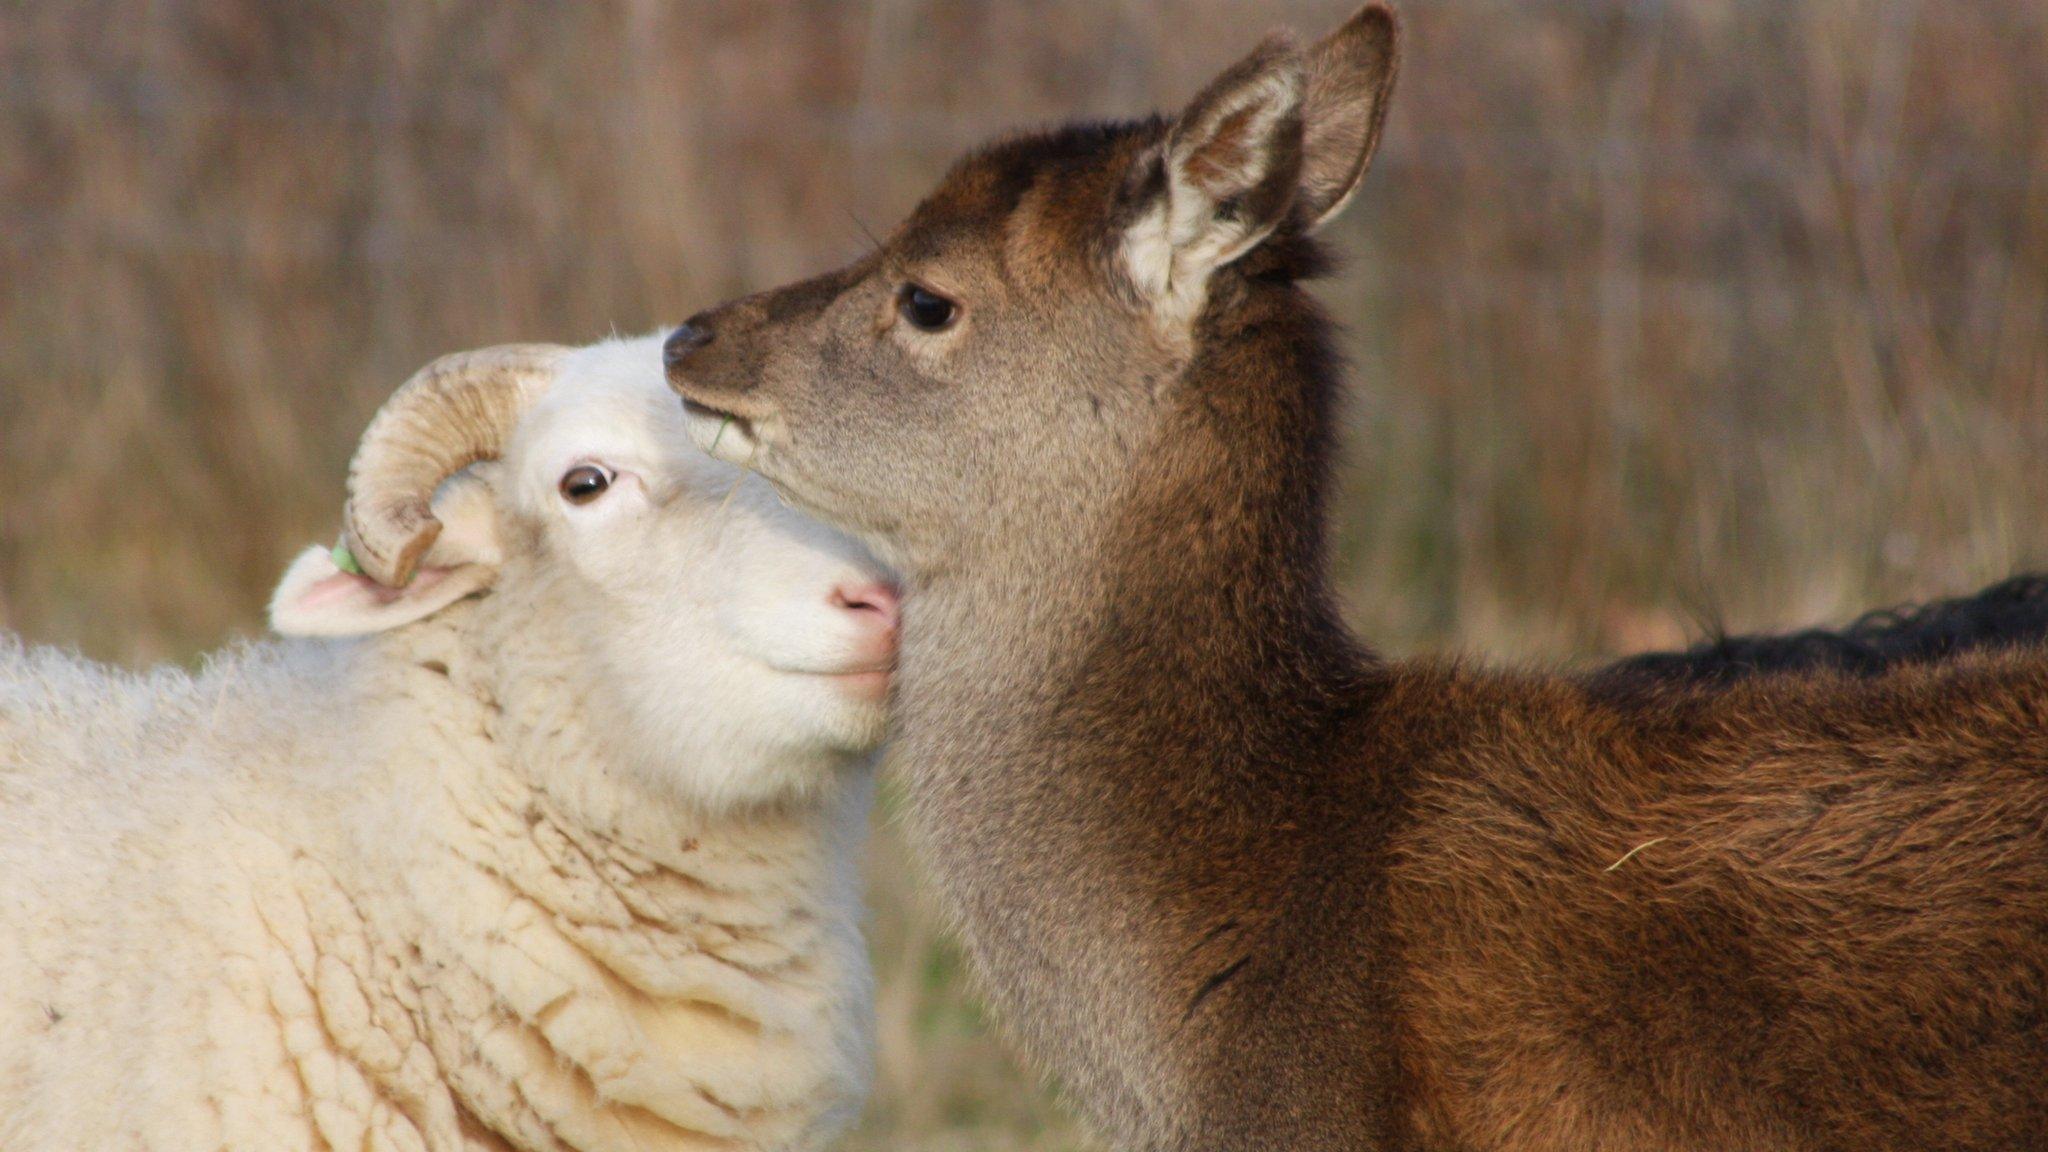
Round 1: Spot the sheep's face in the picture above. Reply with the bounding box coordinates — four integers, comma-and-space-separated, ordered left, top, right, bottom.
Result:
273, 335, 900, 810
513, 339, 900, 806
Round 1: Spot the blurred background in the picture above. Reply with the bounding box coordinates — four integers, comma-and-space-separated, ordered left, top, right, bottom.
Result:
2, 0, 2044, 1147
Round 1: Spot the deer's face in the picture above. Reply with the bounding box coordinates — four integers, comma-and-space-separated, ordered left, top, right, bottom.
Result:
667, 6, 1400, 577
664, 127, 1181, 570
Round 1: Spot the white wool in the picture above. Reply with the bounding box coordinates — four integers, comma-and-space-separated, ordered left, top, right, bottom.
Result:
0, 335, 890, 1151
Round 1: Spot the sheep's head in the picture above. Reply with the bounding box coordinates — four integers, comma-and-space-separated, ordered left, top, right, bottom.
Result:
270, 335, 900, 806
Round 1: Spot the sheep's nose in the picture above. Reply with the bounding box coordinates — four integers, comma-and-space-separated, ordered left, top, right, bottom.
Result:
831, 582, 901, 665
663, 323, 713, 370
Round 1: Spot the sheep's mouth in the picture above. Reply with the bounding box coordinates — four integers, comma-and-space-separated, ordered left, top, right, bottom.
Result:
766, 656, 897, 679
754, 658, 896, 705
808, 664, 896, 703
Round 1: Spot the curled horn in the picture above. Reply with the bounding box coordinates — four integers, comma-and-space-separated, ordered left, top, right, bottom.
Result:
340, 344, 568, 586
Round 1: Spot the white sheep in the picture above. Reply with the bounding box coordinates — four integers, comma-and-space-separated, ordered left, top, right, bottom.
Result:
0, 335, 902, 1151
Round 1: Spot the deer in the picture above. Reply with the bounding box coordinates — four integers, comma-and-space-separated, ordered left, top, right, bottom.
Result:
661, 5, 2048, 1148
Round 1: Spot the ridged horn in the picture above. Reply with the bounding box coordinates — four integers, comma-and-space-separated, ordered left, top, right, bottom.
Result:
341, 343, 568, 586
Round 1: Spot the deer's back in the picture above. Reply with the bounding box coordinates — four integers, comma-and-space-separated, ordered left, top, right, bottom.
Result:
1182, 653, 2048, 1150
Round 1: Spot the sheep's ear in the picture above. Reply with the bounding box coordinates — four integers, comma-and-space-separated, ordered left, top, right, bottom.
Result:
270, 473, 503, 638
1296, 3, 1401, 231
1121, 31, 1306, 321
268, 546, 496, 637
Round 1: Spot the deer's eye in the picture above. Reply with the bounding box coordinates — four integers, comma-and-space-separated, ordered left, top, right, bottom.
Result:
558, 464, 613, 505
898, 285, 959, 332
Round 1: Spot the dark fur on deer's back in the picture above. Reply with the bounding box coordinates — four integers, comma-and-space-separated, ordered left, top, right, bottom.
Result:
1603, 575, 2048, 687
663, 7, 2048, 1147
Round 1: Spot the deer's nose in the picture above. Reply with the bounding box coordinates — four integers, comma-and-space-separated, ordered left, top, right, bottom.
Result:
663, 323, 713, 371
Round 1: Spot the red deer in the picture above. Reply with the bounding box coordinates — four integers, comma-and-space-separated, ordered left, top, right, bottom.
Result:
664, 6, 2048, 1148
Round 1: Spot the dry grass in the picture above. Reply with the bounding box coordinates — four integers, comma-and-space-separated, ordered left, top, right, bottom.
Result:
3, 1, 2044, 1147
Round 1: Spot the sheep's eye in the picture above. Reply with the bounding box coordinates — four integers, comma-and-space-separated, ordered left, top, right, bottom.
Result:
558, 464, 613, 505
898, 284, 959, 332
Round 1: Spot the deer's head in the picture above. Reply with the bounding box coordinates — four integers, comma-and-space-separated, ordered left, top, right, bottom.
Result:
666, 5, 1399, 578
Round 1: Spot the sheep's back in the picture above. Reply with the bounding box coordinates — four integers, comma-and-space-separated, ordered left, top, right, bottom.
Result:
0, 637, 393, 1148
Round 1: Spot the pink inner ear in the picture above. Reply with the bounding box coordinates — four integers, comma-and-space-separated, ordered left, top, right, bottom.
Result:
299, 567, 451, 609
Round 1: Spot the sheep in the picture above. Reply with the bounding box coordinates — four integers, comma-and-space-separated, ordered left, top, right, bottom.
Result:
0, 334, 902, 1152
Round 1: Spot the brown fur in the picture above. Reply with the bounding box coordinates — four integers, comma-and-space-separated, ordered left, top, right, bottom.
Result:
664, 7, 2048, 1148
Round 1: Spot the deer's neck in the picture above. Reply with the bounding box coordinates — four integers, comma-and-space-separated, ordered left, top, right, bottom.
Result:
891, 285, 1381, 1137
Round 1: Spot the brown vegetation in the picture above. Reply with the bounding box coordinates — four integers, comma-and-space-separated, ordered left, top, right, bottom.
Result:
3, 2, 2044, 1148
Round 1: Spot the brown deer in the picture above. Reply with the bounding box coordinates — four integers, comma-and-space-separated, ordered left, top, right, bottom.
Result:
663, 6, 2048, 1148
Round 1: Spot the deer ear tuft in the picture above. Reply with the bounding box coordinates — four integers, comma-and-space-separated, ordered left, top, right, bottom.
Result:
1121, 32, 1307, 321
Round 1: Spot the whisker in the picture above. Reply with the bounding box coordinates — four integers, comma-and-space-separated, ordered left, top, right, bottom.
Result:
847, 209, 885, 260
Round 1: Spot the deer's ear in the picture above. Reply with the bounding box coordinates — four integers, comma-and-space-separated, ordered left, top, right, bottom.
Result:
1297, 4, 1401, 231
1121, 32, 1306, 321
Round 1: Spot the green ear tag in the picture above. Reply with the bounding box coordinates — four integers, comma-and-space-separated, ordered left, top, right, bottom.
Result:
331, 542, 363, 576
